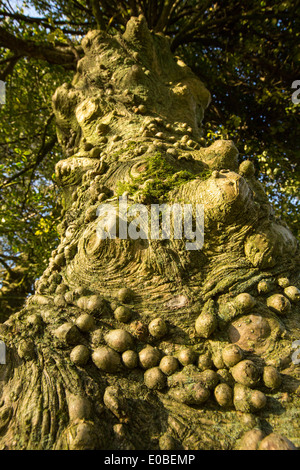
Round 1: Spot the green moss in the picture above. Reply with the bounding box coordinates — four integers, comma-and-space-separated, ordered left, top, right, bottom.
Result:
116, 152, 211, 202
110, 140, 138, 160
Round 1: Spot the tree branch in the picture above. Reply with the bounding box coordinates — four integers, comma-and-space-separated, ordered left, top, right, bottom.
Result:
0, 26, 78, 69
0, 256, 15, 276
170, 0, 212, 48
0, 10, 91, 32
0, 115, 57, 190
154, 0, 175, 32
0, 54, 22, 80
89, 0, 106, 29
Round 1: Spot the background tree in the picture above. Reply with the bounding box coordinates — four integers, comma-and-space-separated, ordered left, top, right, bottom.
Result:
0, 3, 299, 310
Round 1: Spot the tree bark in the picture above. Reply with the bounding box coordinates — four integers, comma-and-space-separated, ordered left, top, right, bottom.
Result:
0, 15, 299, 451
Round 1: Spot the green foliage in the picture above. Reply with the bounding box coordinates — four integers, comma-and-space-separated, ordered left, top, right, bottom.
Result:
175, 0, 300, 237
0, 52, 71, 286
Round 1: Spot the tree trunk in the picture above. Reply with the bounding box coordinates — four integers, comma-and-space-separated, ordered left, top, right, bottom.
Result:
0, 15, 299, 450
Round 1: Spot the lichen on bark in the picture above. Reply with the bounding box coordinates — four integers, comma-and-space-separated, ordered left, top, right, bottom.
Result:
0, 15, 299, 450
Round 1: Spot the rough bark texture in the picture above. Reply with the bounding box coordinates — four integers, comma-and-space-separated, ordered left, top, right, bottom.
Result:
0, 16, 299, 450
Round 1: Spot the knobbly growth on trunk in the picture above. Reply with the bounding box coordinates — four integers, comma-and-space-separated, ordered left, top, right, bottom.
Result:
0, 16, 299, 450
